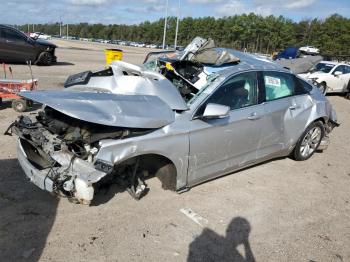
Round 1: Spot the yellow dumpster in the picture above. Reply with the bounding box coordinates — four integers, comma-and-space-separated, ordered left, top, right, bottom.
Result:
104, 49, 123, 65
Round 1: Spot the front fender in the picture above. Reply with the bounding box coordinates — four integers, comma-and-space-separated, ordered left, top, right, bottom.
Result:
95, 129, 189, 190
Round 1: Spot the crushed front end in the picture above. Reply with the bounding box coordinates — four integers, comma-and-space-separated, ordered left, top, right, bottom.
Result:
7, 107, 130, 204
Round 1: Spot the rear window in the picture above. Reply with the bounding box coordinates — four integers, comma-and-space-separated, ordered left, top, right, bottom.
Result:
263, 72, 294, 101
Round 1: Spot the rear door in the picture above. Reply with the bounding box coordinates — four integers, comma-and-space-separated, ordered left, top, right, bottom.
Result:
0, 26, 10, 62
0, 27, 35, 63
257, 71, 297, 158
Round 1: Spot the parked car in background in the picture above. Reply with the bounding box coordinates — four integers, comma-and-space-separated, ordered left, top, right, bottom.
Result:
299, 46, 320, 55
8, 38, 338, 204
299, 61, 350, 97
0, 25, 57, 65
30, 32, 52, 40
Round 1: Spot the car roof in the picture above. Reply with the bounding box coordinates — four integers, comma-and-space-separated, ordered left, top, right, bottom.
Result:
319, 61, 350, 66
212, 48, 290, 77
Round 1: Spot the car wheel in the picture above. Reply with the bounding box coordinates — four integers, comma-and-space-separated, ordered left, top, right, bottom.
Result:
12, 99, 27, 112
293, 121, 324, 161
318, 82, 327, 94
346, 81, 350, 100
36, 51, 53, 66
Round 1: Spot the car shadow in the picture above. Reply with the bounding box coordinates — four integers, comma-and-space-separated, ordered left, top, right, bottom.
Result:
187, 217, 256, 262
0, 158, 58, 262
53, 62, 75, 66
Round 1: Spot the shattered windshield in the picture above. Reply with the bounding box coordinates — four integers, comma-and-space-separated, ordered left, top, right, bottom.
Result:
187, 73, 220, 105
311, 63, 335, 73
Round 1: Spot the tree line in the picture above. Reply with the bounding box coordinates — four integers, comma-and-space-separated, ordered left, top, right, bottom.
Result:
18, 13, 350, 57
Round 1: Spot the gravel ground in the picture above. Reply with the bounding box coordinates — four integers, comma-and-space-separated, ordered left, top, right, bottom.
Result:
0, 39, 349, 262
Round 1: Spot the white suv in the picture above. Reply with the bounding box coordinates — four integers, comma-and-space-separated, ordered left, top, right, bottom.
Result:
299, 61, 350, 98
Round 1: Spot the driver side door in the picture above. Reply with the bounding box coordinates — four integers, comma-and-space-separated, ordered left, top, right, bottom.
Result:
328, 65, 346, 92
188, 71, 264, 186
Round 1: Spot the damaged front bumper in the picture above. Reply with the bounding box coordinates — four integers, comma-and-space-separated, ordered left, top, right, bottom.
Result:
17, 138, 107, 205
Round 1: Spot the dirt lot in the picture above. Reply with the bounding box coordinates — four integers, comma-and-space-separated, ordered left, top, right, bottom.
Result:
0, 39, 349, 262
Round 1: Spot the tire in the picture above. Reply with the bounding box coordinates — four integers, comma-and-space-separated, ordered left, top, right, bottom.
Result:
346, 81, 350, 100
36, 51, 53, 66
318, 82, 327, 94
12, 99, 27, 112
346, 92, 350, 100
26, 99, 33, 107
292, 121, 324, 161
0, 98, 2, 107
155, 163, 177, 191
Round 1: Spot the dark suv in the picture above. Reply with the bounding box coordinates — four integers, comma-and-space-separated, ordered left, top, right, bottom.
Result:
0, 25, 57, 65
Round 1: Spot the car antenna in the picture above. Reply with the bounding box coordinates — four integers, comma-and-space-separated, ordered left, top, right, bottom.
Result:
2, 63, 7, 79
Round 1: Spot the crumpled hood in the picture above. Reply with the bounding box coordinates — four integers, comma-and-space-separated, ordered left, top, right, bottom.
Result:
19, 91, 175, 128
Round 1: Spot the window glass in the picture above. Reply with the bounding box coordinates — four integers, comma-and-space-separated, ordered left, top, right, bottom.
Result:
2, 28, 26, 43
295, 77, 312, 94
344, 66, 350, 74
263, 72, 294, 101
312, 62, 335, 73
205, 72, 258, 111
333, 65, 345, 74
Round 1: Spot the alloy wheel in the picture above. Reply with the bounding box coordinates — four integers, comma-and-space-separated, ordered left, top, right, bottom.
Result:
300, 126, 322, 158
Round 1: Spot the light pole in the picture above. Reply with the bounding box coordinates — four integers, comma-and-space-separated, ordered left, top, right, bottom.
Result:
174, 0, 181, 50
59, 16, 62, 37
162, 0, 169, 49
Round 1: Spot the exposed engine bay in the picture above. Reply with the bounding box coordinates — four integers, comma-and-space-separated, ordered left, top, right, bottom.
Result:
7, 107, 154, 204
64, 37, 240, 103
146, 59, 206, 101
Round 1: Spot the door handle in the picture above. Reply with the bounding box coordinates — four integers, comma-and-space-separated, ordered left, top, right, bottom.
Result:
6, 40, 13, 43
289, 105, 300, 110
247, 112, 261, 120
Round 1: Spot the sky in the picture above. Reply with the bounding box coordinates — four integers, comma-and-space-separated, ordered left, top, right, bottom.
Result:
1, 0, 350, 25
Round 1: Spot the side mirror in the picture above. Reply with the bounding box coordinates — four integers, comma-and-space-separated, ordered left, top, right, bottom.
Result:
334, 71, 342, 76
202, 103, 230, 119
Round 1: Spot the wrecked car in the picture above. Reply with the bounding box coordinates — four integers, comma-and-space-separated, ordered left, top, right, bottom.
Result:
7, 37, 338, 205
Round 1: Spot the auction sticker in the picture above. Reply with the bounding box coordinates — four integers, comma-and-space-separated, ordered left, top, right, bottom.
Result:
265, 76, 281, 87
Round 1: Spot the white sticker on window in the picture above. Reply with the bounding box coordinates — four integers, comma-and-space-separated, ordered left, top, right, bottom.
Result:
265, 76, 281, 87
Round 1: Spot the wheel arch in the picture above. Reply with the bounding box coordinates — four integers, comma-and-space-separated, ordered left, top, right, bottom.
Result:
113, 153, 178, 191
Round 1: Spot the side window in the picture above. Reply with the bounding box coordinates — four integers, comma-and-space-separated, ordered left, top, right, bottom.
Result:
333, 65, 345, 74
343, 66, 350, 74
205, 71, 258, 111
263, 71, 294, 101
2, 28, 26, 43
295, 76, 312, 95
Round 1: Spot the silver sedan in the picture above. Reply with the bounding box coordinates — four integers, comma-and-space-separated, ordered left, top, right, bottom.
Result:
9, 50, 338, 204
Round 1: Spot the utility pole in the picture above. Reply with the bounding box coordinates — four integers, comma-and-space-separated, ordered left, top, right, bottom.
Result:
162, 0, 169, 50
174, 0, 181, 50
59, 17, 62, 37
